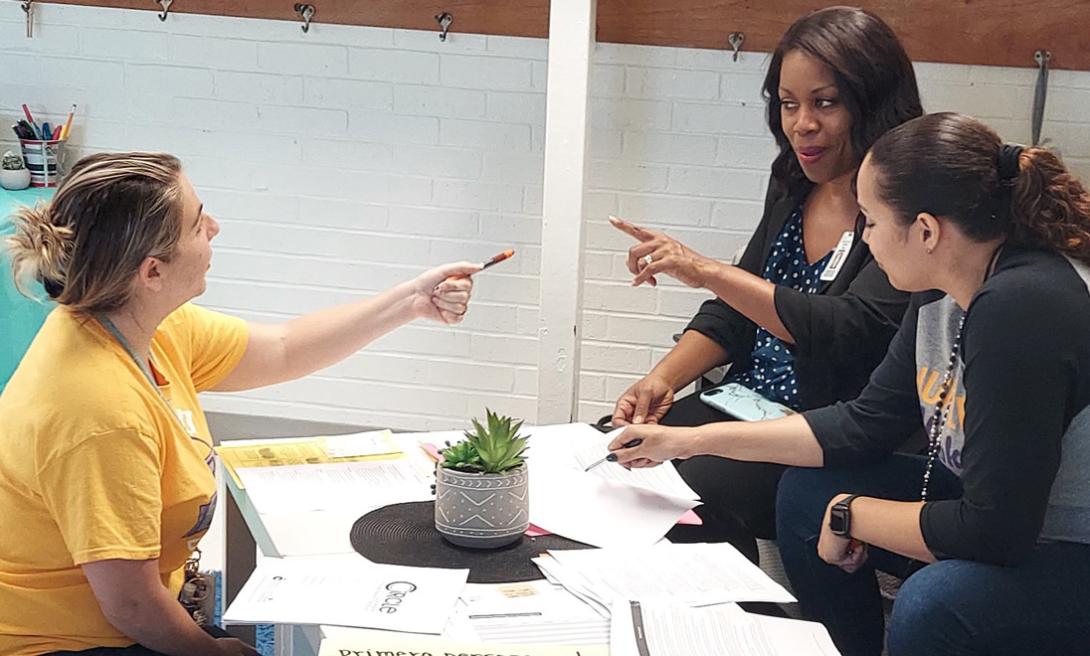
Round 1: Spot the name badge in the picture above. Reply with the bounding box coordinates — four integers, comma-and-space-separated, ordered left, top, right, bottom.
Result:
820, 231, 855, 282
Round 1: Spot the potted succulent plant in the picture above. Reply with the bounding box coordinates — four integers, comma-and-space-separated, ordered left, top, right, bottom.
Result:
0, 151, 31, 191
434, 409, 530, 549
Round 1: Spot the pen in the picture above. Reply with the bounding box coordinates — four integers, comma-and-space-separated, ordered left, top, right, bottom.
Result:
583, 438, 643, 472
481, 248, 515, 270
21, 104, 41, 139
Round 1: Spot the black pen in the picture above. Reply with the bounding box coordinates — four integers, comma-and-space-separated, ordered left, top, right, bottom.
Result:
584, 438, 643, 471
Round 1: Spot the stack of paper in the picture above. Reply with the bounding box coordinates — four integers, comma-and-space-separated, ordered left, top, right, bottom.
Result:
216, 430, 402, 487
223, 555, 468, 635
533, 542, 795, 615
448, 580, 611, 645
317, 628, 608, 656
524, 423, 701, 548
610, 601, 840, 656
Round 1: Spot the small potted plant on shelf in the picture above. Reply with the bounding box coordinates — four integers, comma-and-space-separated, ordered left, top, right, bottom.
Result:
434, 409, 529, 549
0, 151, 31, 191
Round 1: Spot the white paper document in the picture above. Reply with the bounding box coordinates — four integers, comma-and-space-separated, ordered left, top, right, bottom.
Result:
223, 555, 468, 634
574, 427, 699, 501
450, 580, 611, 645
318, 628, 608, 656
236, 459, 434, 515
610, 601, 840, 656
321, 430, 400, 458
525, 423, 699, 548
537, 542, 796, 608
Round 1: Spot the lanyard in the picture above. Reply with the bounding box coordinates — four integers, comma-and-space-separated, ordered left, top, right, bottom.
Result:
96, 314, 158, 389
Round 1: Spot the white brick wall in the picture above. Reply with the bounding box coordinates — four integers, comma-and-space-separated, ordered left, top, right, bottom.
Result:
2, 4, 1088, 430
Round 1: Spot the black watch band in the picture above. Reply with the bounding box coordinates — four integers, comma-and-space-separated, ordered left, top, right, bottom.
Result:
829, 494, 861, 537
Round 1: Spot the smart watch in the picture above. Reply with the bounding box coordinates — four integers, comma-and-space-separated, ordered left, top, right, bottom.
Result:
829, 494, 861, 537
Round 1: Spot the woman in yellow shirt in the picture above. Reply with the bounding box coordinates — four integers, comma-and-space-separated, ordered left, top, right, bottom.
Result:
0, 152, 479, 656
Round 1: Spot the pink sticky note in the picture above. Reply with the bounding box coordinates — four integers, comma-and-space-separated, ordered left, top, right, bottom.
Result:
525, 523, 551, 537
677, 509, 703, 526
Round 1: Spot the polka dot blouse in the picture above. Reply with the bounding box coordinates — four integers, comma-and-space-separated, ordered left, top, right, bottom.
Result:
727, 207, 833, 409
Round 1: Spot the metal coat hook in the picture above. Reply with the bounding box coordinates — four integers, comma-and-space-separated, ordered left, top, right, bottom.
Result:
21, 0, 33, 38
156, 0, 173, 22
294, 3, 316, 32
728, 32, 745, 62
436, 12, 453, 42
1032, 49, 1051, 146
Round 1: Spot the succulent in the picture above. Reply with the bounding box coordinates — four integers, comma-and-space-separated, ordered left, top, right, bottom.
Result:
2, 151, 25, 171
439, 408, 528, 474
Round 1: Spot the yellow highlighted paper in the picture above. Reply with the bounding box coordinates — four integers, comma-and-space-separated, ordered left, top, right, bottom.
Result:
216, 430, 402, 488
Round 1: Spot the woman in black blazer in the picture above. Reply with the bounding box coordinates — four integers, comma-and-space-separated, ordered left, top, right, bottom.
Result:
610, 7, 921, 562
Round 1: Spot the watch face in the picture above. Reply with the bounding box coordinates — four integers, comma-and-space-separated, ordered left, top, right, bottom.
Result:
829, 505, 849, 535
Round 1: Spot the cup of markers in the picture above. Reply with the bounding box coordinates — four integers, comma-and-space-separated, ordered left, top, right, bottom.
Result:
12, 103, 75, 188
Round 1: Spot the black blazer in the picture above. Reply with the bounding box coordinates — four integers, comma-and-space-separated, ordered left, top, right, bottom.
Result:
686, 178, 910, 410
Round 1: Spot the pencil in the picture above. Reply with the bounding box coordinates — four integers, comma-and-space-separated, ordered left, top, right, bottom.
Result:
59, 104, 75, 141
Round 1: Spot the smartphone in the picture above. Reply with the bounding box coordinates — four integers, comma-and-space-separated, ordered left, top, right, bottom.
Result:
699, 382, 796, 421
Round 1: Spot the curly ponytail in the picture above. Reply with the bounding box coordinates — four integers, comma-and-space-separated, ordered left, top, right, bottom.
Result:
1009, 147, 1090, 264
7, 203, 74, 299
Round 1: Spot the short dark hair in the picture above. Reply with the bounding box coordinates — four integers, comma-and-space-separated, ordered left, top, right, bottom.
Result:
762, 6, 923, 192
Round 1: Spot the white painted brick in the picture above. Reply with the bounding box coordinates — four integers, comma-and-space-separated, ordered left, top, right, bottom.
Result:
390, 145, 482, 179
81, 28, 171, 62
393, 29, 488, 54
486, 91, 547, 125
582, 312, 609, 340
911, 62, 970, 83
718, 72, 769, 104
172, 35, 258, 71
673, 102, 767, 135
39, 56, 125, 90
455, 303, 521, 334
626, 67, 719, 100
968, 65, 1036, 86
300, 139, 394, 170
583, 219, 644, 251
0, 21, 80, 54
521, 185, 543, 216
466, 393, 538, 423
472, 274, 540, 305
212, 251, 407, 291
591, 65, 627, 97
666, 165, 766, 199
200, 189, 301, 223
606, 314, 686, 347
258, 105, 349, 137
179, 156, 253, 189
513, 367, 539, 395
303, 78, 394, 110
1052, 70, 1090, 90
581, 342, 651, 375
478, 213, 542, 245
716, 136, 779, 169
486, 36, 548, 60
333, 353, 516, 393
1046, 87, 1090, 122
673, 49, 769, 73
584, 191, 619, 217
589, 129, 624, 158
622, 131, 718, 166
394, 86, 486, 119
531, 61, 548, 91
1046, 123, 1090, 159
258, 43, 347, 76
214, 71, 304, 104
482, 153, 545, 184
578, 401, 615, 424
588, 160, 669, 192
580, 373, 608, 401
174, 98, 257, 127
595, 43, 678, 67
432, 180, 524, 212
583, 282, 658, 314
216, 222, 432, 264
711, 200, 765, 231
584, 252, 616, 279
440, 119, 532, 151
370, 326, 472, 357
590, 98, 672, 130
127, 64, 213, 97
920, 81, 1034, 120
442, 55, 534, 91
615, 193, 714, 226
387, 206, 479, 238
516, 308, 540, 337
470, 334, 539, 365
299, 198, 389, 231
348, 110, 439, 145
348, 48, 440, 84
604, 375, 643, 405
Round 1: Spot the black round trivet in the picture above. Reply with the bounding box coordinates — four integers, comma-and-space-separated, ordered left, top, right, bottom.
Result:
350, 501, 589, 583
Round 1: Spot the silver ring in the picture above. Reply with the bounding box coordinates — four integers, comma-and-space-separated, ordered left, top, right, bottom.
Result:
643, 255, 653, 266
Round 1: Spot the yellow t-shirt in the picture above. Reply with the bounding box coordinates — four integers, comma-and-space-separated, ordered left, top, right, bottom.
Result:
0, 303, 249, 656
